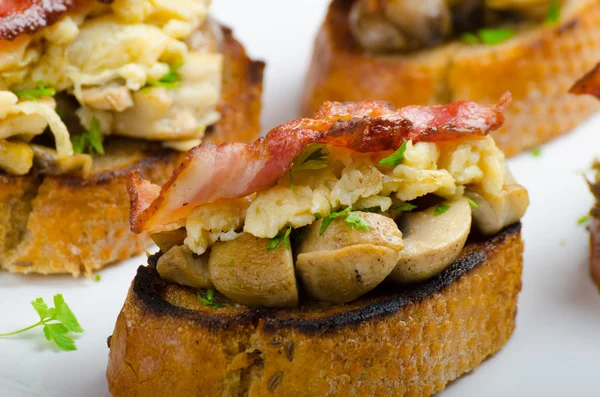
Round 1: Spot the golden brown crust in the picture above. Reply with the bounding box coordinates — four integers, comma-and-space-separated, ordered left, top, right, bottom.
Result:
107, 224, 523, 396
301, 0, 600, 157
0, 25, 264, 276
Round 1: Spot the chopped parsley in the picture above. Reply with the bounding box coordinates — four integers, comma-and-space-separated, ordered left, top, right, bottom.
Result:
267, 226, 292, 250
530, 147, 542, 158
13, 81, 55, 101
320, 207, 352, 235
434, 204, 451, 216
545, 0, 560, 24
196, 288, 221, 308
142, 62, 183, 92
466, 197, 479, 209
314, 213, 322, 220
462, 28, 516, 46
72, 117, 104, 155
379, 140, 408, 168
290, 144, 328, 188
345, 212, 371, 231
578, 214, 590, 226
94, 274, 101, 282
0, 294, 83, 351
390, 202, 418, 212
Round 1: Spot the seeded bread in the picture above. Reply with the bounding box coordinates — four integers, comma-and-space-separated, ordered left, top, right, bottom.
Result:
0, 25, 265, 276
107, 224, 523, 397
301, 0, 600, 157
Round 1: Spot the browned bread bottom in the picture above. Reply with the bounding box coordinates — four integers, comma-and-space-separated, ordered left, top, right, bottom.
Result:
301, 0, 600, 157
0, 25, 265, 276
106, 224, 523, 397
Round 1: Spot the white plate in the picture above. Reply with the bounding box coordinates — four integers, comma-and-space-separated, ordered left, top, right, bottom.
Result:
2, 1, 600, 396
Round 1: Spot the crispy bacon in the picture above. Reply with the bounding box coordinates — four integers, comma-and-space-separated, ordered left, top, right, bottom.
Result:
570, 63, 600, 100
128, 93, 511, 233
0, 0, 78, 41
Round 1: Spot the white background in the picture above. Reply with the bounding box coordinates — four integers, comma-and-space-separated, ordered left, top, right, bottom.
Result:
1, 1, 600, 396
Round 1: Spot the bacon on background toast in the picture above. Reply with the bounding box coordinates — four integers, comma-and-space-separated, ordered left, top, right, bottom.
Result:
0, 0, 80, 40
570, 63, 600, 100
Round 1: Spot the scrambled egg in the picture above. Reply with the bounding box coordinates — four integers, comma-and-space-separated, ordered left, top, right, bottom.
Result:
0, 0, 220, 175
184, 137, 507, 254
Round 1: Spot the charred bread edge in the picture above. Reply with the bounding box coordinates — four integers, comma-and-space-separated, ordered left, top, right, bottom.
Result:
131, 222, 521, 334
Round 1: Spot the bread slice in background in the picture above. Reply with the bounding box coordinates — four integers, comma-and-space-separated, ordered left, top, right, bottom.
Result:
106, 224, 523, 397
0, 25, 265, 276
301, 0, 600, 157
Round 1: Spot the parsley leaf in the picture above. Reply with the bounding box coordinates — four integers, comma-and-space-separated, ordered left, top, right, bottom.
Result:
434, 204, 450, 216
290, 145, 328, 188
267, 226, 292, 250
478, 28, 516, 45
578, 214, 590, 225
72, 117, 104, 155
13, 81, 55, 101
461, 32, 480, 45
379, 140, 408, 168
94, 274, 101, 282
320, 207, 352, 235
530, 147, 542, 157
142, 63, 183, 92
196, 289, 221, 308
0, 294, 83, 351
466, 197, 479, 209
390, 202, 418, 212
545, 0, 560, 24
345, 212, 371, 231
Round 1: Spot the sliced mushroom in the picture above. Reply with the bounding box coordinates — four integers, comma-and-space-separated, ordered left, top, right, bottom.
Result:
157, 245, 212, 289
151, 227, 187, 253
208, 233, 298, 307
349, 2, 409, 52
0, 140, 33, 175
31, 144, 92, 176
297, 211, 403, 303
466, 184, 529, 236
389, 198, 471, 284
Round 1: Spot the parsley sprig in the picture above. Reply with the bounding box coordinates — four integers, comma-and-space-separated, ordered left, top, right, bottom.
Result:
290, 144, 328, 188
461, 28, 516, 45
578, 214, 590, 226
13, 81, 55, 101
319, 207, 371, 235
545, 0, 560, 24
142, 63, 183, 92
466, 197, 479, 209
72, 117, 104, 155
379, 140, 408, 168
0, 294, 83, 351
434, 204, 451, 216
267, 226, 292, 250
196, 288, 221, 308
391, 202, 418, 212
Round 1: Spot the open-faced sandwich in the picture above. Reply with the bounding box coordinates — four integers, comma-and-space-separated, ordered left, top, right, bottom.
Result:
571, 63, 600, 289
107, 95, 529, 396
0, 0, 264, 276
302, 0, 600, 157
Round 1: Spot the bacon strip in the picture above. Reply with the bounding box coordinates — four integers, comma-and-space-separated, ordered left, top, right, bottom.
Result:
570, 63, 600, 100
128, 94, 512, 233
0, 0, 78, 41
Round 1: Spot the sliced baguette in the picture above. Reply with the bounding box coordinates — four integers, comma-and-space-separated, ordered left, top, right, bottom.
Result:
0, 25, 265, 276
301, 0, 600, 157
107, 223, 523, 397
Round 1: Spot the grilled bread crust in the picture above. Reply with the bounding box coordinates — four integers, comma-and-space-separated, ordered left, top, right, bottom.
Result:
107, 224, 523, 397
301, 0, 600, 157
0, 25, 265, 276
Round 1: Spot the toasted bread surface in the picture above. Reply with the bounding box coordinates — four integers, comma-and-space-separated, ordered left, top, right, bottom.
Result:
302, 0, 600, 157
107, 224, 523, 396
0, 25, 265, 276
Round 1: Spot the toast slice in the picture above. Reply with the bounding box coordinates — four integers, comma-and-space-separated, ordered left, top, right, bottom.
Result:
0, 25, 265, 276
106, 223, 523, 397
301, 0, 600, 157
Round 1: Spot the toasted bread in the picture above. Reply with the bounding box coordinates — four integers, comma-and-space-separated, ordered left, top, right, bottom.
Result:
301, 0, 600, 157
106, 223, 523, 397
0, 25, 265, 276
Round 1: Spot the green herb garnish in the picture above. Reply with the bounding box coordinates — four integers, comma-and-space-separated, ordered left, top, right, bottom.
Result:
434, 204, 450, 216
196, 288, 221, 308
314, 213, 322, 220
466, 197, 479, 209
13, 81, 55, 101
320, 207, 352, 235
345, 212, 371, 231
72, 117, 104, 155
94, 274, 101, 282
290, 144, 328, 188
142, 62, 183, 92
0, 294, 83, 351
578, 214, 590, 225
462, 28, 516, 46
391, 202, 418, 212
530, 147, 542, 158
379, 140, 408, 168
545, 0, 560, 24
267, 226, 292, 250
